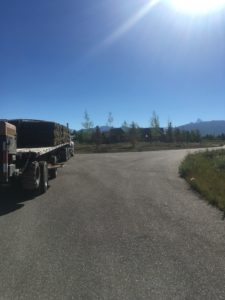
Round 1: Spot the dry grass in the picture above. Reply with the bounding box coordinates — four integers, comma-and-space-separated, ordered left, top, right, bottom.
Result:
75, 141, 223, 154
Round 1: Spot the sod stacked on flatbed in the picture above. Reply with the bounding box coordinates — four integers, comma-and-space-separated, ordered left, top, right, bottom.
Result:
10, 120, 70, 148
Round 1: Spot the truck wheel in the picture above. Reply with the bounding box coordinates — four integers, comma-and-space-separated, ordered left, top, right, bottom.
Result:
70, 147, 74, 157
21, 161, 41, 191
39, 161, 48, 194
49, 168, 57, 179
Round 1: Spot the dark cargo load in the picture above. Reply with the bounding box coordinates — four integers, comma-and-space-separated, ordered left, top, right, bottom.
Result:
9, 119, 70, 148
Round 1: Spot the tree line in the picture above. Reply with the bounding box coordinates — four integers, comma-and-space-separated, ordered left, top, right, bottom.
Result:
72, 111, 203, 147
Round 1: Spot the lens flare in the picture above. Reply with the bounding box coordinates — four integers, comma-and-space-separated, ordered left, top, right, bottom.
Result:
91, 0, 160, 54
171, 0, 225, 14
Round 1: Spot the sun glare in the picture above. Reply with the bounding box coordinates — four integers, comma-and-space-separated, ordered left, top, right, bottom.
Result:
171, 0, 225, 14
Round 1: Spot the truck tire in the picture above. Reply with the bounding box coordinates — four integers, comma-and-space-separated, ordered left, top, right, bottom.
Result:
39, 161, 48, 194
49, 167, 57, 179
21, 161, 41, 191
70, 146, 74, 157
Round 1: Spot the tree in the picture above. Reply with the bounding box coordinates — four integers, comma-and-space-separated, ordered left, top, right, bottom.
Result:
82, 110, 93, 129
121, 120, 129, 131
150, 111, 161, 142
121, 121, 130, 142
81, 110, 94, 143
190, 130, 201, 143
93, 126, 102, 150
174, 128, 182, 143
129, 122, 139, 148
106, 112, 114, 127
166, 120, 174, 143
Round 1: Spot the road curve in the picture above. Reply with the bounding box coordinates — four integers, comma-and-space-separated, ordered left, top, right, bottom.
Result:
0, 149, 225, 299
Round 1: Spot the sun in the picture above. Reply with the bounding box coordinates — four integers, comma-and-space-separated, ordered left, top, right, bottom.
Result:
170, 0, 225, 14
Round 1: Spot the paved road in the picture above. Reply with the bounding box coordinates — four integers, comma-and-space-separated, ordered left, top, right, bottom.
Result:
0, 149, 225, 299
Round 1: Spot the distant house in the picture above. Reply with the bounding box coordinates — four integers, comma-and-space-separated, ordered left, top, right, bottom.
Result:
139, 128, 151, 141
107, 128, 126, 143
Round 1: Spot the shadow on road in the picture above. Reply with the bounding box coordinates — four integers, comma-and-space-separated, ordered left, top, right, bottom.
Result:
0, 185, 35, 216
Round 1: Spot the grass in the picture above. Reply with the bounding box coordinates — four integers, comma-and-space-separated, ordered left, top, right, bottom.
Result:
75, 140, 224, 154
179, 149, 225, 212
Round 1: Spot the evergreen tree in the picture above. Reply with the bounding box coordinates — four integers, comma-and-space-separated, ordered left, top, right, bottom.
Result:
174, 128, 181, 143
166, 120, 173, 143
93, 126, 102, 150
190, 130, 201, 143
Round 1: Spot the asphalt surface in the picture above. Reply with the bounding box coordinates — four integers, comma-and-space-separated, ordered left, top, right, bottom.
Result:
0, 149, 225, 300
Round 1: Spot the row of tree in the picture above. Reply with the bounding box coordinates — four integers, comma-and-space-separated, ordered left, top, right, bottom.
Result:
73, 111, 202, 147
74, 126, 201, 146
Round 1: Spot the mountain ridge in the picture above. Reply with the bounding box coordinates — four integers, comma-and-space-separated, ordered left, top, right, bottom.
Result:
178, 120, 225, 136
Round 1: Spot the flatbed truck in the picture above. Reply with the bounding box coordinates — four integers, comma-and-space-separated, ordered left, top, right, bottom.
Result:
0, 120, 74, 194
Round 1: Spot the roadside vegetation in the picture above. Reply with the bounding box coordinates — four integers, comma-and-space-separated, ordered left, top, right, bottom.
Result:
72, 110, 225, 153
73, 111, 224, 153
179, 149, 225, 212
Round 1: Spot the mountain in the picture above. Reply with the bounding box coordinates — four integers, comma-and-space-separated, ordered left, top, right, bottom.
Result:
73, 126, 112, 133
99, 126, 112, 132
178, 120, 225, 136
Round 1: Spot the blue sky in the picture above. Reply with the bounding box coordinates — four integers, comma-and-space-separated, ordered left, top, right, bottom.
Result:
1, 0, 225, 129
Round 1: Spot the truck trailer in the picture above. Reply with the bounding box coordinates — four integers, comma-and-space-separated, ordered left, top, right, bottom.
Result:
0, 119, 74, 194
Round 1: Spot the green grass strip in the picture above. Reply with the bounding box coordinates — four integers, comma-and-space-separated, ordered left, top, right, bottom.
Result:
179, 149, 225, 212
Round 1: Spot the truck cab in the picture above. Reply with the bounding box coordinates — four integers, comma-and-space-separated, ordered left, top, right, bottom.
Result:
0, 121, 17, 183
